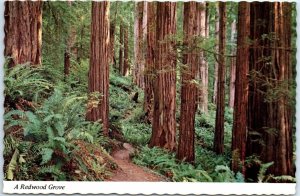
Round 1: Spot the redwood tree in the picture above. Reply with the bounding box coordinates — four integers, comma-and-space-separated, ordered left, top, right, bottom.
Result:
177, 2, 199, 163
246, 2, 294, 177
133, 2, 146, 88
198, 2, 208, 114
231, 2, 250, 174
109, 2, 118, 66
144, 2, 156, 123
4, 1, 42, 67
229, 20, 237, 108
119, 22, 124, 74
123, 26, 129, 76
149, 2, 177, 151
212, 4, 220, 104
213, 2, 226, 154
86, 2, 110, 136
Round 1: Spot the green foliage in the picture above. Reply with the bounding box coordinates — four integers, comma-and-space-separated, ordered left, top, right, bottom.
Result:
4, 64, 54, 103
133, 146, 243, 182
258, 162, 274, 183
122, 123, 151, 146
214, 165, 236, 182
4, 70, 112, 180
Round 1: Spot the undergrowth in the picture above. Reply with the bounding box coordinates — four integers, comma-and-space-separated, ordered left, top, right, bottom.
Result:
4, 63, 116, 181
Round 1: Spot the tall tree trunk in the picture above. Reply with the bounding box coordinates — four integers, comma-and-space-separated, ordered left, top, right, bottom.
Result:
123, 26, 129, 76
149, 2, 177, 151
212, 4, 219, 104
64, 1, 73, 79
109, 2, 118, 67
119, 22, 124, 74
213, 2, 226, 154
246, 2, 294, 178
198, 2, 208, 114
64, 28, 77, 77
4, 1, 42, 67
177, 2, 199, 163
229, 20, 237, 108
86, 2, 110, 136
144, 2, 156, 124
133, 2, 146, 88
231, 2, 250, 174
204, 2, 209, 111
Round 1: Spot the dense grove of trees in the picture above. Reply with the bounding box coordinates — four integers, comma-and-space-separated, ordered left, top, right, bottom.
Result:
4, 1, 296, 182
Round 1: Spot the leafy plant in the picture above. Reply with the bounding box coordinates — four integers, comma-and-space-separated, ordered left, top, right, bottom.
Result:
4, 63, 54, 103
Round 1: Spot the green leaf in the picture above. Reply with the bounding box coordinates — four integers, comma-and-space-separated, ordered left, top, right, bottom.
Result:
40, 148, 54, 165
54, 122, 65, 137
46, 127, 54, 139
6, 149, 19, 180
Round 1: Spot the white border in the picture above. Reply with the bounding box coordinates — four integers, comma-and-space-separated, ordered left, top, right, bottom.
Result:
2, 181, 297, 195
0, 0, 299, 195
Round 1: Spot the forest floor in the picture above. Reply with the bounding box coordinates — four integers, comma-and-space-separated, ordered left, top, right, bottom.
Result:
107, 143, 165, 181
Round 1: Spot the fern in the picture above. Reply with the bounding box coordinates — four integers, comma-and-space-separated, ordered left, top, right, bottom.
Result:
38, 165, 66, 180
258, 162, 274, 182
271, 175, 296, 183
6, 149, 19, 180
214, 165, 236, 182
5, 64, 54, 102
40, 148, 54, 165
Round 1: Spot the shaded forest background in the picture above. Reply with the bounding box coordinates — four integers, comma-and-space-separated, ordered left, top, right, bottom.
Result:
3, 1, 297, 182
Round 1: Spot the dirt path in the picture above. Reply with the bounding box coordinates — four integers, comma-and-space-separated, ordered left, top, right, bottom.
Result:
107, 144, 164, 182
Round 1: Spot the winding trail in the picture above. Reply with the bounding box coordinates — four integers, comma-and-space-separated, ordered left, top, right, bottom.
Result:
107, 144, 164, 182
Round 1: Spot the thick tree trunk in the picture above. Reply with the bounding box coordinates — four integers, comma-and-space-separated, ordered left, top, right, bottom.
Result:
231, 2, 250, 174
119, 22, 124, 74
149, 2, 177, 151
133, 2, 146, 89
177, 2, 200, 163
144, 2, 156, 124
4, 1, 42, 67
229, 20, 237, 108
212, 4, 219, 104
123, 26, 129, 76
86, 2, 110, 136
246, 2, 294, 178
213, 2, 226, 154
198, 2, 208, 114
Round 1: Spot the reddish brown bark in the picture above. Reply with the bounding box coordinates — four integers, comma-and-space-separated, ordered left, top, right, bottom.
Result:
119, 22, 124, 74
144, 2, 156, 124
4, 1, 42, 67
229, 20, 237, 108
177, 2, 200, 163
231, 2, 250, 174
212, 4, 219, 104
133, 2, 146, 88
213, 2, 226, 154
109, 3, 118, 66
64, 2, 73, 78
198, 2, 208, 114
123, 26, 129, 76
86, 2, 110, 136
149, 2, 177, 151
246, 2, 294, 178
